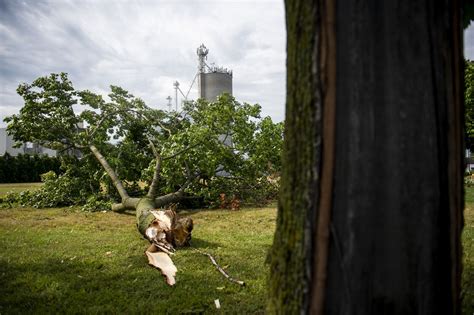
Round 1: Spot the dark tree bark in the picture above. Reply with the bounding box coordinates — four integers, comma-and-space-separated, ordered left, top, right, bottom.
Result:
268, 0, 464, 314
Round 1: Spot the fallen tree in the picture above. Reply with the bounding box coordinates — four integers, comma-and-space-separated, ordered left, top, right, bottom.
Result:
5, 73, 283, 284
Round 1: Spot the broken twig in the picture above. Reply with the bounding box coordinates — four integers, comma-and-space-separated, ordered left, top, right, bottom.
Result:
153, 240, 175, 255
193, 248, 246, 286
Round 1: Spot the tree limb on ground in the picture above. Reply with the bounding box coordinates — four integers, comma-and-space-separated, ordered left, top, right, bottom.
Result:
193, 248, 246, 286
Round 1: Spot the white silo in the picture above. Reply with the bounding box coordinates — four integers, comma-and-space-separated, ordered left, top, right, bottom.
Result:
196, 44, 233, 101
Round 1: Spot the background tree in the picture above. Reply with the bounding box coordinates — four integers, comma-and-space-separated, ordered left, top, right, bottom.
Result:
268, 0, 463, 313
0, 154, 61, 183
5, 73, 282, 234
466, 59, 474, 151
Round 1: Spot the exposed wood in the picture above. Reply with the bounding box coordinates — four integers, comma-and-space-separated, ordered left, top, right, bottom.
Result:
145, 250, 178, 286
142, 209, 194, 285
173, 216, 193, 247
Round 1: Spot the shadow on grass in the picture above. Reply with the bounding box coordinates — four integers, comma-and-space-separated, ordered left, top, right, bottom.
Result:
462, 260, 474, 314
0, 247, 268, 314
0, 256, 215, 313
187, 237, 221, 249
120, 210, 136, 216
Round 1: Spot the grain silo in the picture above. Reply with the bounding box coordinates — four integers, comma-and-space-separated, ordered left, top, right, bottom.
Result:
196, 44, 233, 101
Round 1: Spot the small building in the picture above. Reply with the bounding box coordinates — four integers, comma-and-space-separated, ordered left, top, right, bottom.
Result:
0, 128, 57, 157
467, 149, 474, 172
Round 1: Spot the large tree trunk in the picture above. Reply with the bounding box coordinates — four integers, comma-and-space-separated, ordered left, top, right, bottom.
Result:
88, 145, 188, 240
268, 0, 464, 314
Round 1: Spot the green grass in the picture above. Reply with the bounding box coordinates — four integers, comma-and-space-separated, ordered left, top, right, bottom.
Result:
0, 182, 472, 313
0, 182, 42, 197
0, 206, 276, 314
463, 186, 474, 314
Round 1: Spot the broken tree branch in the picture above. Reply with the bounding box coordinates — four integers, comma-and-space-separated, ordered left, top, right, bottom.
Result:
193, 248, 246, 286
153, 174, 197, 207
147, 136, 162, 199
111, 197, 141, 212
154, 190, 186, 208
89, 144, 129, 201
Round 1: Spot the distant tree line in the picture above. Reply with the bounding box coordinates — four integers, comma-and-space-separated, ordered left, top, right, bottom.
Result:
465, 59, 474, 151
0, 153, 61, 183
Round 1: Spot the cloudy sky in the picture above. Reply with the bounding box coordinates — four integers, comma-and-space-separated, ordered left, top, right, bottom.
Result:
3, 1, 474, 128
0, 0, 286, 127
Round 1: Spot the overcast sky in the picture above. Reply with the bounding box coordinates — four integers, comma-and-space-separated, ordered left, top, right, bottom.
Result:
3, 1, 474, 128
0, 0, 286, 127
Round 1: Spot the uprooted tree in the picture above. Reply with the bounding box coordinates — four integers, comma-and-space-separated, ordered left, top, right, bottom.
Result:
4, 72, 283, 284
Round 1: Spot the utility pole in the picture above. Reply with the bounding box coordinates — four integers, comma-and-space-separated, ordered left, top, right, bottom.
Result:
173, 81, 179, 111
166, 96, 172, 112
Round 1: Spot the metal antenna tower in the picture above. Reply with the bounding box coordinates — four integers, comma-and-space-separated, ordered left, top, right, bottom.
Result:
196, 44, 209, 74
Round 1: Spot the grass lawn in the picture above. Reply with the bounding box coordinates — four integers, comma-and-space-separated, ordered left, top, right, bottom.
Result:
0, 182, 42, 197
0, 205, 276, 314
463, 186, 474, 314
0, 182, 473, 313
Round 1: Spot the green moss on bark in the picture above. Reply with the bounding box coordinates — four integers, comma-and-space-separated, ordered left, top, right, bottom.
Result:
267, 0, 322, 313
136, 198, 157, 236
